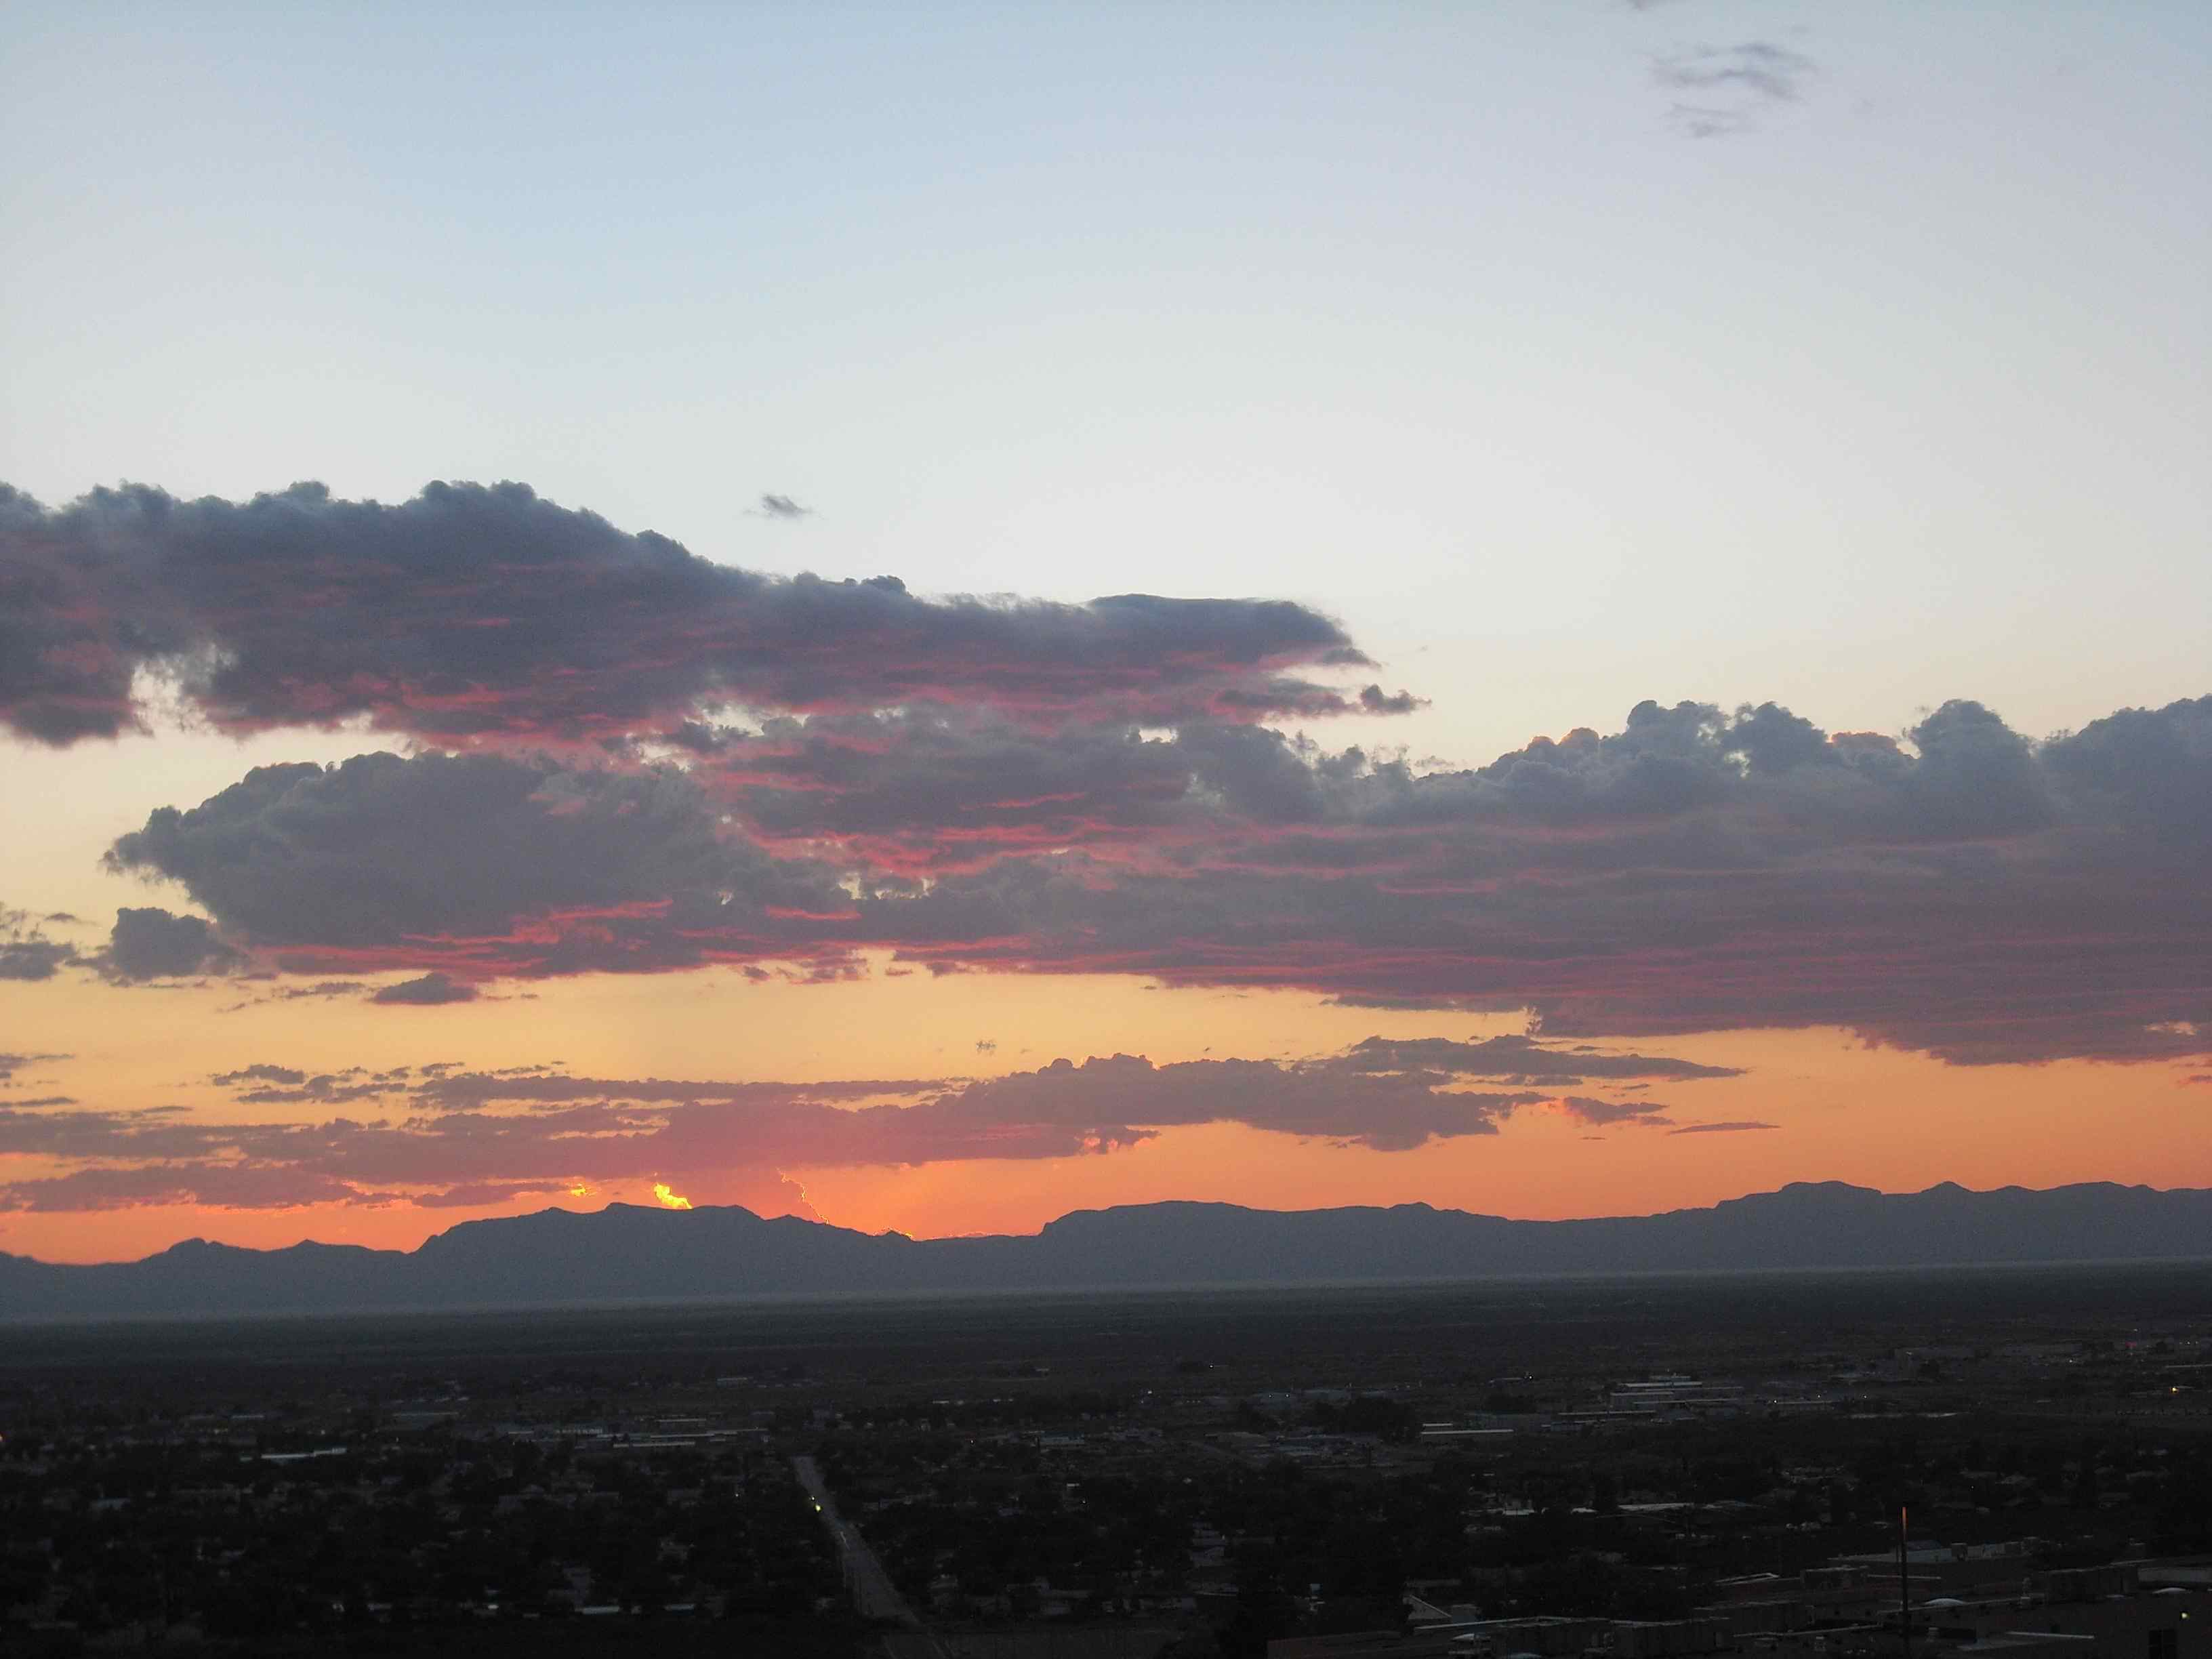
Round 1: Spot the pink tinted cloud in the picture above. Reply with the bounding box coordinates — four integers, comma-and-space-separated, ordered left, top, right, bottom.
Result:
0, 1033, 1711, 1212
0, 481, 1376, 746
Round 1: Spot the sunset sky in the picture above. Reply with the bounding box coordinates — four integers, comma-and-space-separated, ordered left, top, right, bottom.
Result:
3, 2, 2209, 1265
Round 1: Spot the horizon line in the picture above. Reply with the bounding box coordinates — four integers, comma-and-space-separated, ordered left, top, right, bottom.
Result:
9, 1174, 2200, 1271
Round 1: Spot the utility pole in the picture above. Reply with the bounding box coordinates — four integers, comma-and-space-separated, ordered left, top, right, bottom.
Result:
1898, 1504, 1911, 1659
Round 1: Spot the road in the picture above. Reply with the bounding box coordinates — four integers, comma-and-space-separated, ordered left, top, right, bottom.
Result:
793, 1454, 948, 1656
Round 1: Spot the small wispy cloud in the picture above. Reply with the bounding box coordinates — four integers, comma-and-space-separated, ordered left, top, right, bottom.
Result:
371, 972, 480, 1006
1654, 40, 1817, 137
0, 1051, 70, 1085
1667, 1120, 1780, 1135
1359, 684, 1425, 716
1553, 1094, 1675, 1128
753, 492, 813, 520
217, 980, 370, 1013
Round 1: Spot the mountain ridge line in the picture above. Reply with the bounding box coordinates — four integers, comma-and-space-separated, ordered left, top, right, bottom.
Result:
5, 1179, 2209, 1321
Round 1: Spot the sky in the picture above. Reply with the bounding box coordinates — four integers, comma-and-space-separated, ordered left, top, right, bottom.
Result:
2, 2, 2208, 1265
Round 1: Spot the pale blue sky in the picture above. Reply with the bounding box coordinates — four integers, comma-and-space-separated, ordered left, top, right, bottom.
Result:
5, 1, 2207, 762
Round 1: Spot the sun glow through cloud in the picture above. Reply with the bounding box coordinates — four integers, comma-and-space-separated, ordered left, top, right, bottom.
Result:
652, 1182, 693, 1211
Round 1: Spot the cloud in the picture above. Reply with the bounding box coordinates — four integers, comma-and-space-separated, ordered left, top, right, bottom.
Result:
406, 1179, 580, 1210
1662, 104, 1756, 140
215, 980, 370, 1012
0, 1164, 393, 1213
1, 1033, 1686, 1212
693, 708, 1205, 872
1359, 684, 1425, 716
401, 1070, 943, 1113
866, 696, 2212, 1067
1551, 1095, 1675, 1128
1655, 40, 1816, 102
0, 1052, 68, 1085
223, 1070, 394, 1106
211, 1064, 308, 1086
872, 1052, 1540, 1155
105, 750, 848, 976
0, 906, 74, 981
371, 972, 481, 1006
100, 906, 245, 981
1336, 1034, 1739, 1086
1666, 1120, 1778, 1136
100, 694, 2212, 1069
0, 480, 1372, 746
1654, 40, 1817, 136
380, 1048, 1542, 1155
753, 493, 812, 520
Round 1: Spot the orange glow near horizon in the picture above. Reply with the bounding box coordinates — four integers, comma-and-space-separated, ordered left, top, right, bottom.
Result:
5, 803, 2208, 1266
3, 1020, 2207, 1265
5, 26, 2208, 1296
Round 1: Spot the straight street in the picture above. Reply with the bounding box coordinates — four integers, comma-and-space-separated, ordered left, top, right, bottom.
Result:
793, 1454, 947, 1656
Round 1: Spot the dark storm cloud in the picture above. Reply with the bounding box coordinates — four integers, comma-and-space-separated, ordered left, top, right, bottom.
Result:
0, 480, 1372, 745
0, 906, 75, 981
100, 906, 245, 981
371, 972, 480, 1006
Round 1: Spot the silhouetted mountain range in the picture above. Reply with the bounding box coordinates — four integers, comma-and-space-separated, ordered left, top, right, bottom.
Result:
4, 1181, 2208, 1321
